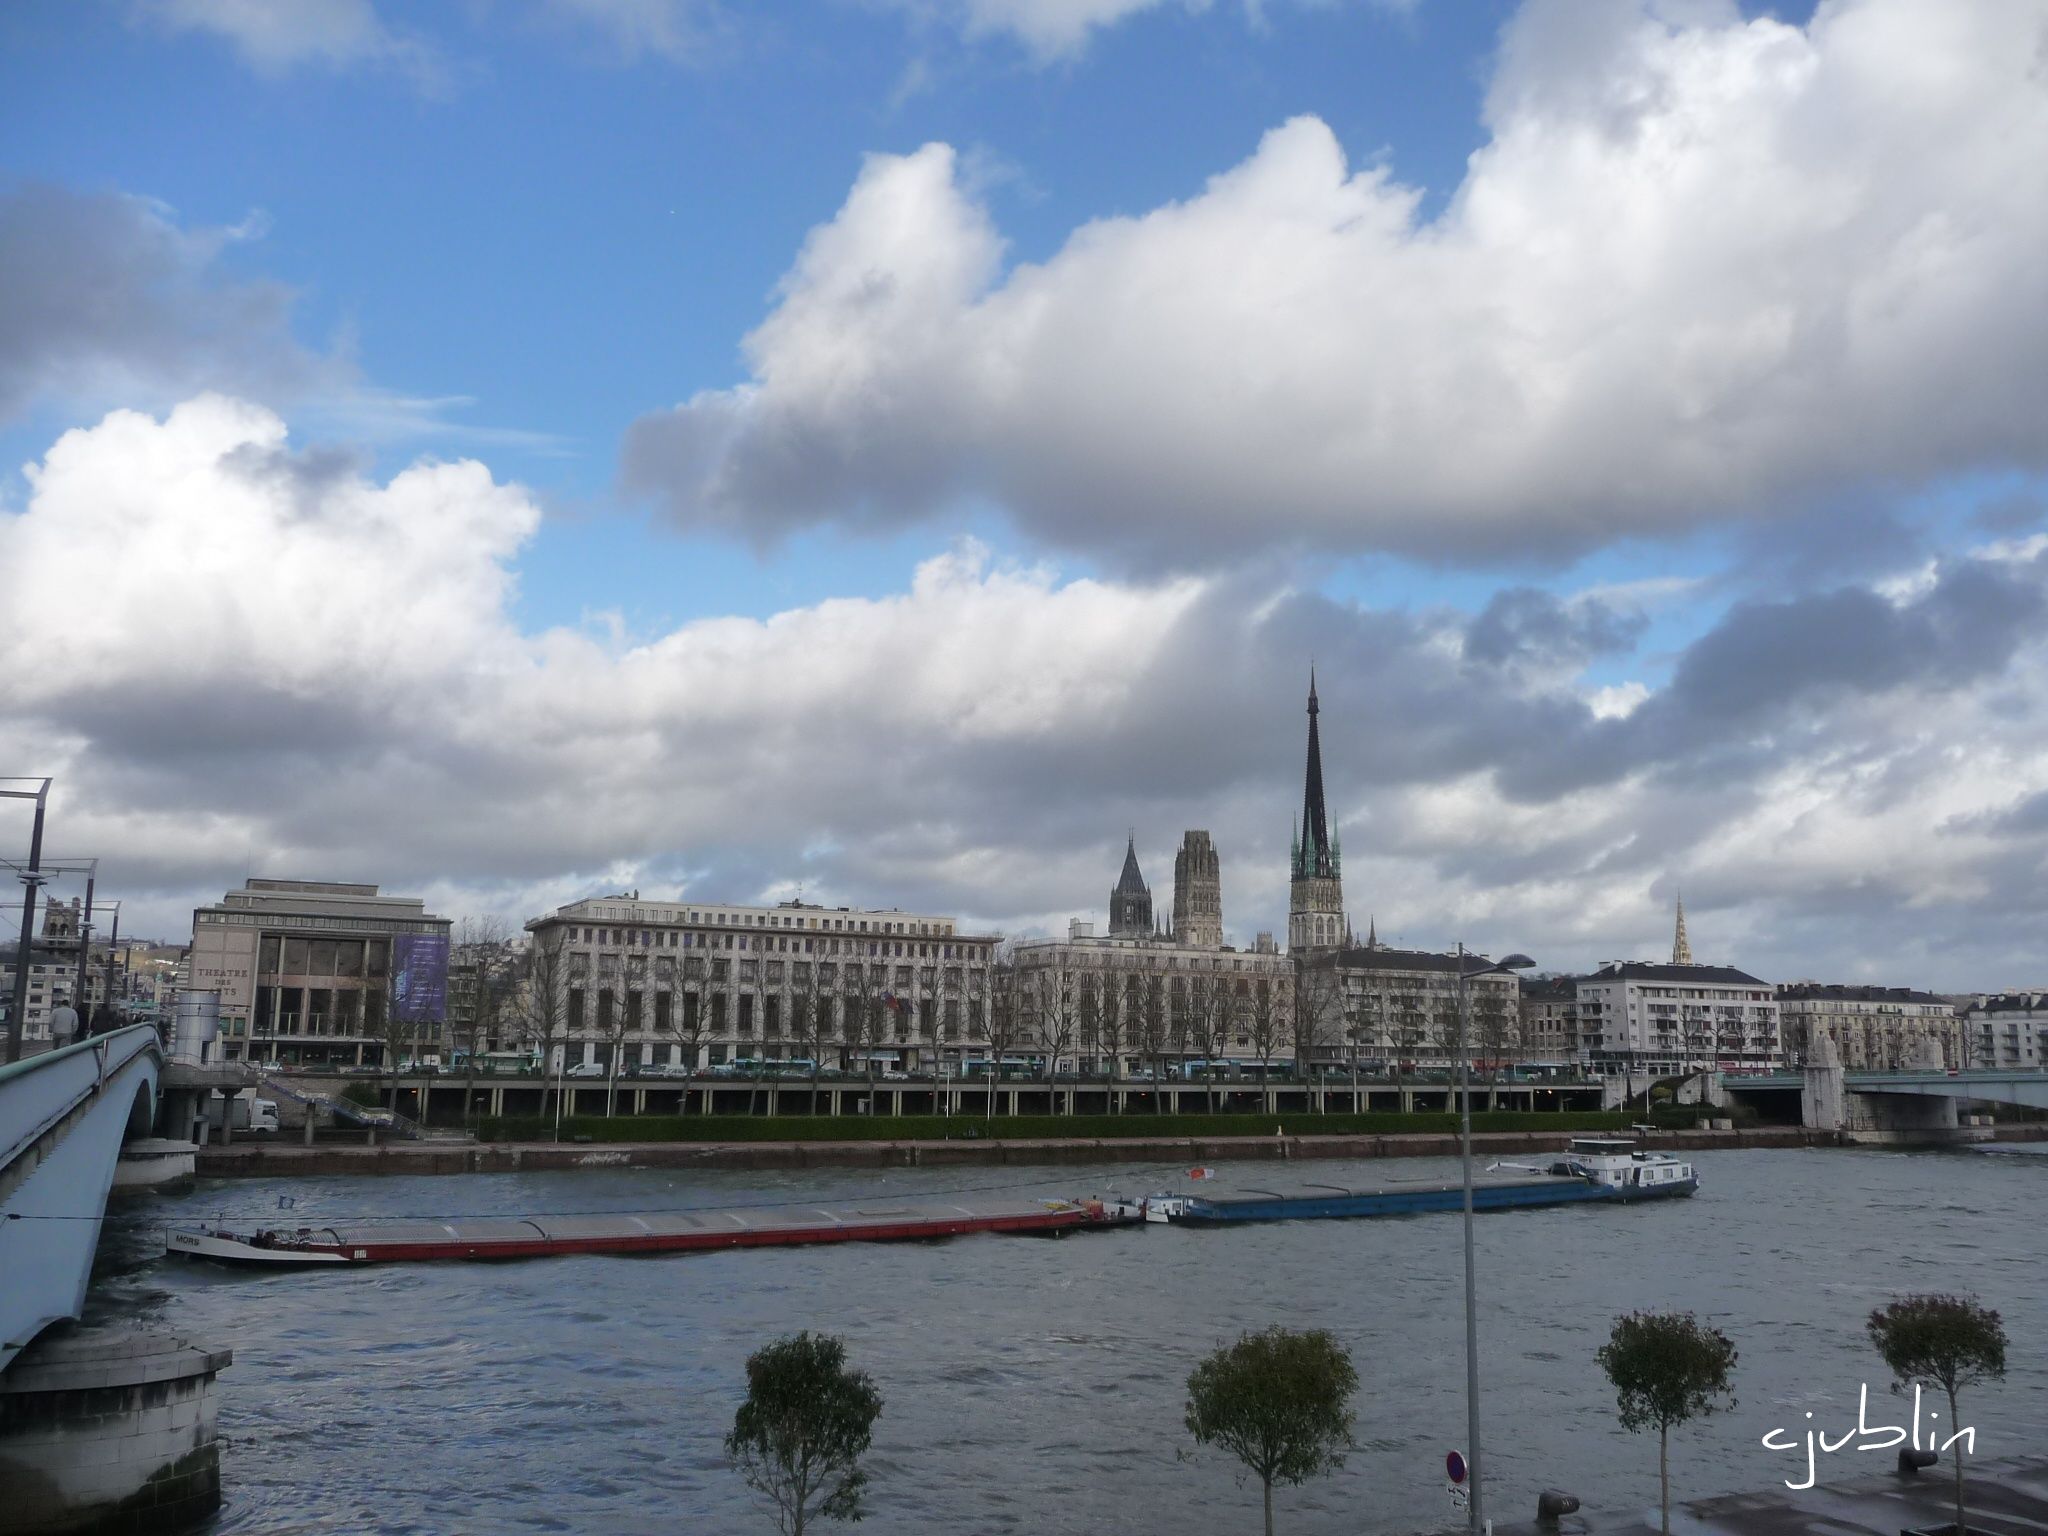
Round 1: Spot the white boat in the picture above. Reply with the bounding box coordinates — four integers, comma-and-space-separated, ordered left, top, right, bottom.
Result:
1494, 1136, 1698, 1198
166, 1226, 352, 1265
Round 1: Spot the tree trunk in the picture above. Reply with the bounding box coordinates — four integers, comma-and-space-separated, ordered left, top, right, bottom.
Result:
1950, 1386, 1965, 1534
1659, 1423, 1670, 1535
1262, 1476, 1274, 1536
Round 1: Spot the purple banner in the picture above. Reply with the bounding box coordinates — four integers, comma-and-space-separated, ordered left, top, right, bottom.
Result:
392, 932, 450, 1023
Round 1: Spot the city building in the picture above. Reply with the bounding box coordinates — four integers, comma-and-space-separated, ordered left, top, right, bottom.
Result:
0, 946, 103, 1046
189, 879, 452, 1067
1295, 937, 1521, 1072
1519, 974, 1581, 1063
1288, 671, 1346, 954
1960, 992, 2048, 1072
447, 936, 525, 1060
1108, 837, 1155, 939
1575, 960, 1782, 1077
523, 894, 1000, 1075
1775, 983, 1963, 1071
1172, 830, 1223, 948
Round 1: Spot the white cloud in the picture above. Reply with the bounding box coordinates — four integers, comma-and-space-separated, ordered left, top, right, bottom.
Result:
541, 0, 721, 61
626, 0, 2048, 567
138, 0, 437, 79
11, 397, 2048, 987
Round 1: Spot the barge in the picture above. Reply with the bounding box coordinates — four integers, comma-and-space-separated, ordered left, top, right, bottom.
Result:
1130, 1139, 1697, 1225
166, 1195, 1126, 1267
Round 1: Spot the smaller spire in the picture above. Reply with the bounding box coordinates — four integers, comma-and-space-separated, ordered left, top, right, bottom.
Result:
1308, 664, 1319, 714
1672, 891, 1693, 966
1366, 914, 1378, 949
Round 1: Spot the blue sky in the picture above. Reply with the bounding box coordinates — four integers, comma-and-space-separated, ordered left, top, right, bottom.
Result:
2, 0, 2045, 986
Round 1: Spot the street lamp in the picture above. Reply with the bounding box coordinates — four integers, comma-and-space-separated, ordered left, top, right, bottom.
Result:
1455, 942, 1534, 1536
2, 778, 52, 1064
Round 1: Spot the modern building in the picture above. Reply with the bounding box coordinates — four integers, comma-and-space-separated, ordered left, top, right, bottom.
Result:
189, 879, 452, 1067
1295, 938, 1521, 1072
1575, 960, 1782, 1077
1288, 671, 1346, 955
1518, 974, 1582, 1063
1959, 992, 2048, 1072
1172, 830, 1224, 948
1775, 983, 1963, 1071
523, 893, 1001, 1076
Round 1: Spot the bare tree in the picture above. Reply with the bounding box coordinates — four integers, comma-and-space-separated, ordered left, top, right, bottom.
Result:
599, 957, 638, 1118
1245, 978, 1288, 1115
1184, 975, 1231, 1113
524, 927, 572, 1128
789, 956, 825, 1114
1293, 961, 1346, 1113
676, 953, 708, 1113
1033, 971, 1079, 1115
1132, 972, 1172, 1114
980, 949, 1027, 1121
452, 916, 515, 1131
844, 961, 888, 1099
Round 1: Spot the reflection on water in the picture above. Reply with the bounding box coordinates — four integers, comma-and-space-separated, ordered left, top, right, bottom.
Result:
92, 1148, 2048, 1535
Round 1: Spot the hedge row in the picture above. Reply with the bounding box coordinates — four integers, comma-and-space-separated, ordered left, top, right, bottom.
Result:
474, 1108, 1640, 1144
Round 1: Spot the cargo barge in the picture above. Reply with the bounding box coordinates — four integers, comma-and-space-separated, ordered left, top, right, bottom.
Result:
1128, 1139, 1698, 1225
166, 1195, 1126, 1267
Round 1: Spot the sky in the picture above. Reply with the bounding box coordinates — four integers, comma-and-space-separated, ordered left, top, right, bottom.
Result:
2, 0, 2046, 989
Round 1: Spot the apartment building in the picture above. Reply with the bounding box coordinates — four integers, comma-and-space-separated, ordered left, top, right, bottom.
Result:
1776, 982, 1963, 1071
1575, 961, 1781, 1077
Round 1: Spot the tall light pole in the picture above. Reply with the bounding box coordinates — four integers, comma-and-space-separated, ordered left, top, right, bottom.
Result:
1455, 942, 1534, 1536
3, 778, 52, 1063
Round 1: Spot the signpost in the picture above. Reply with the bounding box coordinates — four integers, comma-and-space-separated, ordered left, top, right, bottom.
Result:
1447, 1450, 1469, 1512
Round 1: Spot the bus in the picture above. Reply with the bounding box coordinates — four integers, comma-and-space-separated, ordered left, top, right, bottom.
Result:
960, 1056, 1038, 1080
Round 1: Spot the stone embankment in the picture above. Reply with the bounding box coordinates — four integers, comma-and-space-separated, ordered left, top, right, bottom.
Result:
187, 1123, 1883, 1179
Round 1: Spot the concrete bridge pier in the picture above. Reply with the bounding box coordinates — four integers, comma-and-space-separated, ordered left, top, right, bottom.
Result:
1802, 1035, 1963, 1144
0, 1328, 230, 1535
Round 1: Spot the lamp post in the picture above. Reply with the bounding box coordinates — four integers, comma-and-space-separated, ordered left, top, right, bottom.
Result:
3, 778, 52, 1064
1455, 942, 1535, 1536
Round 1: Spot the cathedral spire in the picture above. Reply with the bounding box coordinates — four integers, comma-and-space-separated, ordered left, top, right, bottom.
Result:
1297, 670, 1334, 881
1671, 892, 1693, 966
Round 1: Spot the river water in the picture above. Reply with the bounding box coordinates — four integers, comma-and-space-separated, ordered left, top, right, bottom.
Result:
91, 1146, 2046, 1535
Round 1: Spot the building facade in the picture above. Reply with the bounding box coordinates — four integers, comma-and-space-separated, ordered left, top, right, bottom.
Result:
1518, 975, 1581, 1062
1960, 993, 2048, 1072
190, 879, 451, 1067
1010, 923, 1293, 1076
1172, 830, 1223, 948
1575, 961, 1781, 1077
1775, 983, 1963, 1071
1296, 941, 1521, 1071
524, 894, 1000, 1075
1288, 672, 1346, 954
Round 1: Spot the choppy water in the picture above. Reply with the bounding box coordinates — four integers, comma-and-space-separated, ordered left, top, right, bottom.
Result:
91, 1147, 2047, 1535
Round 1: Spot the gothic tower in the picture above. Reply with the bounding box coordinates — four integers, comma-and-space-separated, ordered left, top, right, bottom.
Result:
1172, 830, 1224, 948
1109, 835, 1154, 938
1288, 670, 1345, 953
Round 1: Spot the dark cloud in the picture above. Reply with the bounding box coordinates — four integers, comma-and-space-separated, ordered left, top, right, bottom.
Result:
0, 184, 327, 423
1464, 587, 1647, 669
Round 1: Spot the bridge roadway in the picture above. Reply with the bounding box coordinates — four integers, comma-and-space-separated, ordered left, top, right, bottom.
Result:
0, 1024, 162, 1372
1724, 1068, 2048, 1109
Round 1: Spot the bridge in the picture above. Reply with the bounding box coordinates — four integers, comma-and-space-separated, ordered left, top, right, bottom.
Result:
1717, 1066, 2048, 1140
0, 1025, 162, 1371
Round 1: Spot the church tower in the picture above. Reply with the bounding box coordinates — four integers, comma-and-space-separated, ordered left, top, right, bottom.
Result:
1109, 836, 1154, 938
1671, 894, 1693, 966
1288, 670, 1345, 954
1172, 830, 1223, 948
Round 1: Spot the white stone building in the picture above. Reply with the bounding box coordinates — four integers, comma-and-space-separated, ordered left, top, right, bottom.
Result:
1296, 940, 1522, 1072
1575, 961, 1782, 1077
1960, 992, 2048, 1072
1775, 983, 1964, 1071
524, 894, 1000, 1075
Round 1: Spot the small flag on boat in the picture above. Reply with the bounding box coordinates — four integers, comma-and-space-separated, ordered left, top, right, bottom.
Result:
1187, 1167, 1215, 1180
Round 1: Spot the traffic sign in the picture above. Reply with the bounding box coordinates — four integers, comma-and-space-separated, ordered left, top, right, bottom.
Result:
1446, 1450, 1467, 1485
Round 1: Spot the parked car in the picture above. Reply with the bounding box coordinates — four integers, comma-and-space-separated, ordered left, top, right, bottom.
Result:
565, 1061, 606, 1079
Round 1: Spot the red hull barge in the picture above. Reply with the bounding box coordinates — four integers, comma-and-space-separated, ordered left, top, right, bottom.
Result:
166, 1196, 1125, 1267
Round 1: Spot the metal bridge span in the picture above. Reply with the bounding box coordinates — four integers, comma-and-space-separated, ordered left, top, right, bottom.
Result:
0, 1025, 162, 1372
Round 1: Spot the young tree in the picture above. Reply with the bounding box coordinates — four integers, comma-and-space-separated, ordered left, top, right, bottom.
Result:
1596, 1311, 1738, 1536
726, 1332, 883, 1536
524, 927, 572, 1128
982, 950, 1024, 1120
1034, 971, 1078, 1114
1183, 976, 1228, 1113
1185, 1326, 1358, 1536
676, 956, 709, 1113
452, 916, 514, 1130
1867, 1294, 2007, 1536
788, 958, 825, 1114
1133, 972, 1172, 1113
1292, 962, 1346, 1112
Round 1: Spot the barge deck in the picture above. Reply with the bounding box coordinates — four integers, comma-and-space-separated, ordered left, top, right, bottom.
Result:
167, 1195, 1124, 1266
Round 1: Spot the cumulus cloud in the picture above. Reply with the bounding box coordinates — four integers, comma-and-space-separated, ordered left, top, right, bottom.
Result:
625, 0, 2048, 566
0, 185, 328, 426
11, 396, 2048, 987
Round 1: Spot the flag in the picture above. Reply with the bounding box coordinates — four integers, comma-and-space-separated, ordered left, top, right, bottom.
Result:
1187, 1167, 1215, 1180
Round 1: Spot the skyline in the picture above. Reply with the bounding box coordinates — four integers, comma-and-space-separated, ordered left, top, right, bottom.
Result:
3, 0, 2047, 988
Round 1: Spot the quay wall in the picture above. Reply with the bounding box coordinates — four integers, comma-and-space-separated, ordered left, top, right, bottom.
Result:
190, 1123, 1865, 1179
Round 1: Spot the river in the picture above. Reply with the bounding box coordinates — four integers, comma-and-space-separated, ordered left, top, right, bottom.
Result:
90, 1145, 2047, 1535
